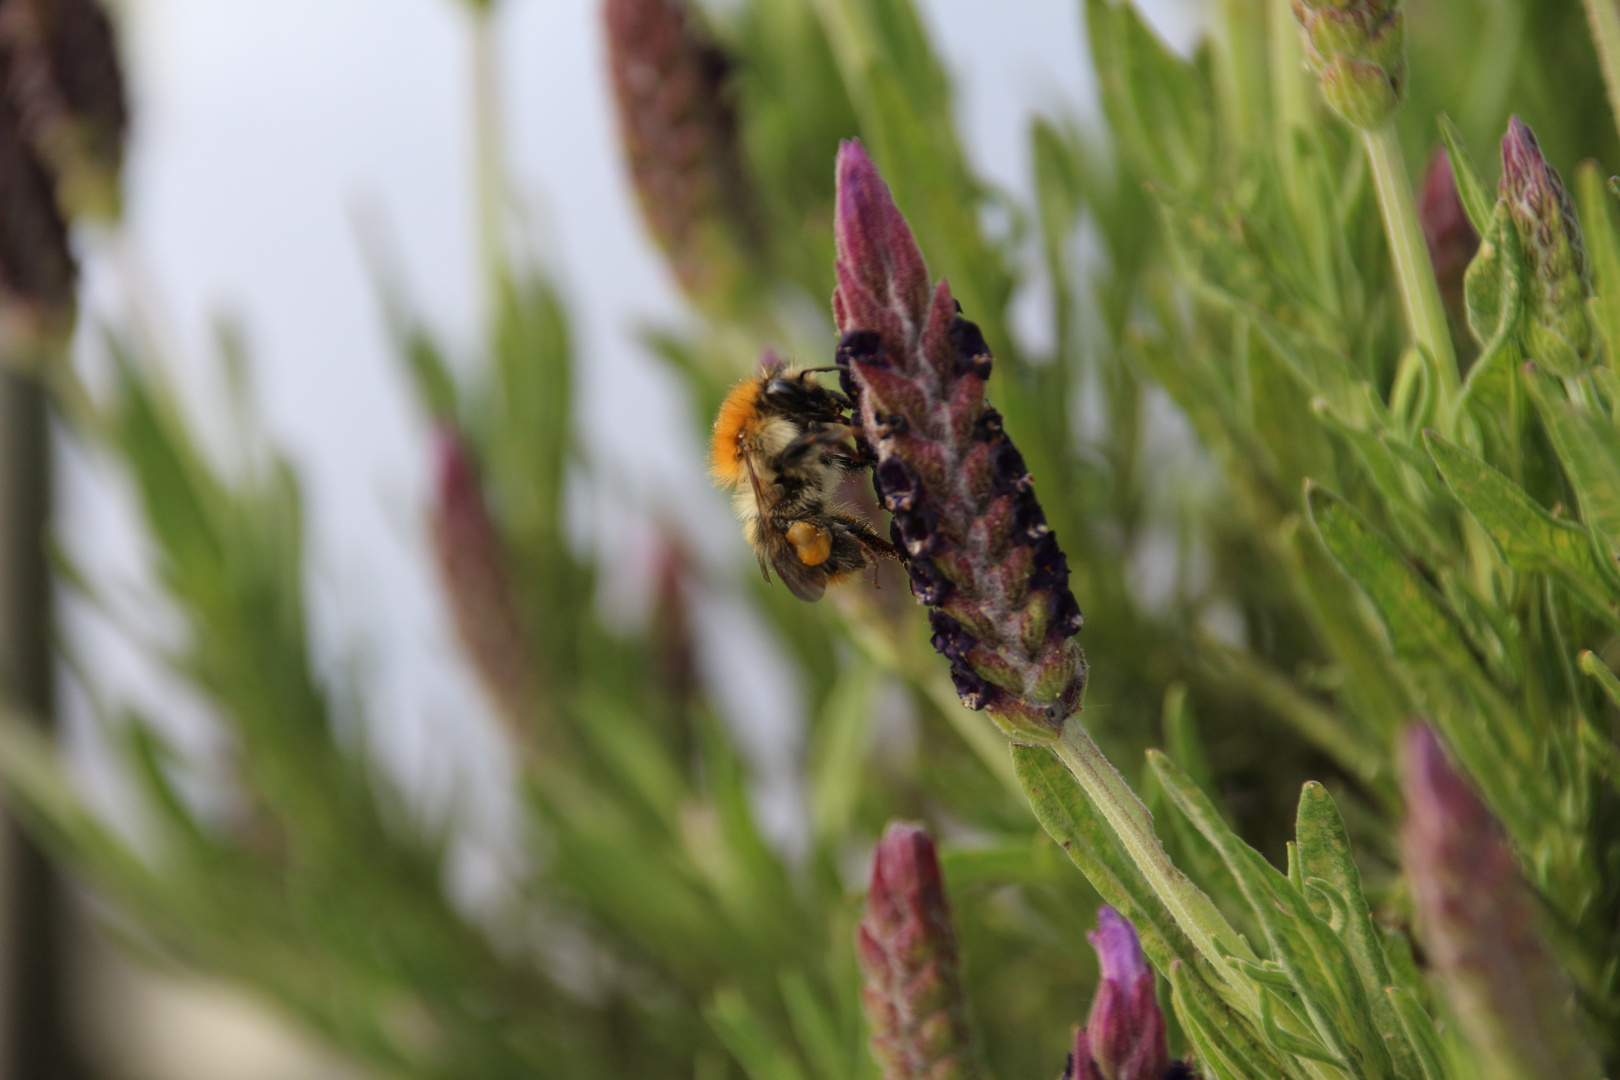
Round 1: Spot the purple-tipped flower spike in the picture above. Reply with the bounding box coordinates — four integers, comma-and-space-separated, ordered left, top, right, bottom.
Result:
604, 0, 759, 314
1494, 116, 1595, 376
832, 140, 1085, 745
0, 0, 127, 221
1064, 907, 1188, 1080
431, 427, 538, 745
1290, 0, 1405, 129
857, 822, 982, 1080
1400, 726, 1602, 1080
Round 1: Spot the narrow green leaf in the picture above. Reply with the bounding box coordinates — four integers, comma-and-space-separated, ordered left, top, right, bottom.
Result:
809, 657, 878, 844
1011, 744, 1200, 976
1386, 987, 1451, 1080
1436, 114, 1492, 236
1151, 751, 1394, 1080
1575, 162, 1620, 356
707, 990, 812, 1080
1523, 365, 1620, 549
1296, 783, 1421, 1076
1423, 430, 1620, 620
779, 972, 849, 1080
1170, 959, 1303, 1080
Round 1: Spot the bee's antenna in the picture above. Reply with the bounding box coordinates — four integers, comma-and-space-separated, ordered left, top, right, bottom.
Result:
800, 366, 841, 375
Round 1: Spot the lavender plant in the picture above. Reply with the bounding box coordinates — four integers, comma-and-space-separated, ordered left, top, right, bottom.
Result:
0, 0, 1615, 1078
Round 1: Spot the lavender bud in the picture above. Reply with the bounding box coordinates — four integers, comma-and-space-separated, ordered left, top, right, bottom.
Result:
1495, 116, 1595, 376
430, 427, 538, 743
857, 822, 983, 1080
1065, 908, 1186, 1080
832, 139, 1085, 745
1289, 0, 1405, 128
1400, 726, 1602, 1080
0, 0, 127, 221
603, 0, 760, 314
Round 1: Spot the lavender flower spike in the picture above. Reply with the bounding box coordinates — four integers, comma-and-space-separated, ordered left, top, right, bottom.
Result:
604, 0, 759, 315
1066, 907, 1189, 1080
857, 822, 982, 1080
1400, 726, 1601, 1080
832, 139, 1085, 744
431, 427, 538, 745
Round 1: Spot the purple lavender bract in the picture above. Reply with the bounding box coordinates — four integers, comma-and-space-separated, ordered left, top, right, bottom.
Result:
831, 139, 1084, 744
1065, 907, 1182, 1080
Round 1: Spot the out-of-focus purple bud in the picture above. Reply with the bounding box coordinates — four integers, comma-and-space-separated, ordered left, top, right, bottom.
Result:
0, 0, 128, 221
1419, 149, 1479, 320
1400, 726, 1601, 1080
833, 139, 1085, 745
0, 70, 72, 360
857, 822, 982, 1080
603, 0, 760, 315
431, 427, 538, 745
1063, 907, 1181, 1080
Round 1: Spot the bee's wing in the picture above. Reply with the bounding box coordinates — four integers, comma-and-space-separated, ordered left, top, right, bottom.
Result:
769, 548, 828, 602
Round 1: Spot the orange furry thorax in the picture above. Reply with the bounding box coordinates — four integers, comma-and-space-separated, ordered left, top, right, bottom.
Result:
710, 378, 763, 483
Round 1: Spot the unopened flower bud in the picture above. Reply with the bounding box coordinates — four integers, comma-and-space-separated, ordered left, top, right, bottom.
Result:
857, 822, 982, 1080
431, 427, 538, 743
1400, 726, 1601, 1080
0, 0, 127, 221
1064, 907, 1191, 1080
1290, 0, 1405, 128
833, 139, 1085, 745
1495, 116, 1595, 376
603, 0, 761, 315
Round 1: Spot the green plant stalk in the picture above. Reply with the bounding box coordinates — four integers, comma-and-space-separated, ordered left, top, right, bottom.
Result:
1584, 0, 1620, 143
1362, 122, 1459, 425
470, 3, 507, 292
1048, 716, 1255, 977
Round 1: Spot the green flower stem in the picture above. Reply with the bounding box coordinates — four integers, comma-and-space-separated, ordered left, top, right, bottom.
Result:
1050, 715, 1255, 974
1363, 122, 1459, 425
470, 4, 507, 290
1585, 0, 1620, 143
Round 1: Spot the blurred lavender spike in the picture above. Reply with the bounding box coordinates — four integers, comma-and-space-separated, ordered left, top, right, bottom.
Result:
1400, 726, 1602, 1080
857, 822, 982, 1080
832, 139, 1085, 744
0, 0, 128, 221
1498, 115, 1596, 376
1064, 907, 1188, 1080
603, 0, 760, 314
431, 426, 538, 746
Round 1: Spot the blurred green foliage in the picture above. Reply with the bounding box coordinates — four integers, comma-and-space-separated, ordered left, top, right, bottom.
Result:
0, 0, 1617, 1077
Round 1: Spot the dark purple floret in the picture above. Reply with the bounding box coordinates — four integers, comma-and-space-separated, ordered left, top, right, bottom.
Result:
875, 457, 919, 511
973, 407, 1005, 441
896, 507, 941, 556
907, 558, 953, 605
1052, 592, 1084, 637
928, 610, 976, 660
1014, 495, 1050, 540
950, 663, 997, 711
992, 443, 1032, 493
950, 314, 993, 379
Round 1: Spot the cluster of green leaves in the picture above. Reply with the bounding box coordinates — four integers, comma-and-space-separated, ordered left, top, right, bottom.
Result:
0, 0, 1617, 1077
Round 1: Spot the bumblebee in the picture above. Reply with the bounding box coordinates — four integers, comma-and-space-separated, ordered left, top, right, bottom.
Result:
710, 359, 898, 601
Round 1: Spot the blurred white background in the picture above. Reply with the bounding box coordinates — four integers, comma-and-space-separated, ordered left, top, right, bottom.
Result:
56, 0, 1200, 1075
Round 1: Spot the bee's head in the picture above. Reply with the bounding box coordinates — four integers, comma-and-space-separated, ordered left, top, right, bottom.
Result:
761, 367, 850, 420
